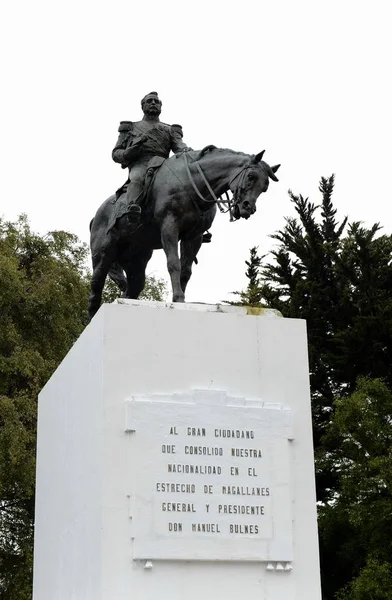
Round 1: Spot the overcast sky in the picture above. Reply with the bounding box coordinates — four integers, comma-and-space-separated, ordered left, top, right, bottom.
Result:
1, 1, 391, 303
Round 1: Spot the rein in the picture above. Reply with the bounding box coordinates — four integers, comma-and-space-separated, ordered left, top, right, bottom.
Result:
183, 152, 250, 221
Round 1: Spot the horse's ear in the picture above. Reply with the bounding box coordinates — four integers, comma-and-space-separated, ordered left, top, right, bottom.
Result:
269, 164, 281, 182
253, 150, 265, 163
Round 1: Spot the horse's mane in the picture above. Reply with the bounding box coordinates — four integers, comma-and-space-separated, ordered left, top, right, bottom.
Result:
214, 147, 250, 157
194, 145, 250, 160
189, 146, 279, 181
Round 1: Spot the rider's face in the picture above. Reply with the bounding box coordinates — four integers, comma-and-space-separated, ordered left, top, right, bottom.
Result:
143, 96, 162, 116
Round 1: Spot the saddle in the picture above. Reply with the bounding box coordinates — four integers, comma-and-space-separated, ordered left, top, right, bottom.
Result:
108, 155, 213, 245
115, 156, 165, 203
108, 156, 166, 233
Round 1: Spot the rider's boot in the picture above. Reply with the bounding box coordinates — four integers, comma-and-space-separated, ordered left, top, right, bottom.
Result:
126, 182, 143, 224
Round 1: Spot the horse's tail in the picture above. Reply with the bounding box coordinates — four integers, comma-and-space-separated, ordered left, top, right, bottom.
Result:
89, 215, 127, 293
108, 261, 127, 294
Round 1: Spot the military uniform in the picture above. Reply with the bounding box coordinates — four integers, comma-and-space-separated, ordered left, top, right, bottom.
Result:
112, 120, 188, 219
112, 120, 187, 166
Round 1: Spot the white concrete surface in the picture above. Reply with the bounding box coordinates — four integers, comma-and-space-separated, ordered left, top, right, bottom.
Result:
33, 300, 321, 600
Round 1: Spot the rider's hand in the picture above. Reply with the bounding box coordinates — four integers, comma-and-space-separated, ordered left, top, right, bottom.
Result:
131, 134, 148, 147
176, 147, 192, 158
124, 135, 147, 160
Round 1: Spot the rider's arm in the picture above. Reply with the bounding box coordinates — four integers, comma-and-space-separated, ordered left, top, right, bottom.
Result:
112, 121, 141, 167
170, 124, 190, 153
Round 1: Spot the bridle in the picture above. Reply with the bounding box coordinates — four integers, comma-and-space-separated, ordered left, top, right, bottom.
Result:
183, 152, 255, 221
227, 163, 256, 220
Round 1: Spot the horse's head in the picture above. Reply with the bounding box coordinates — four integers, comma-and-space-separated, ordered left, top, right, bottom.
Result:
230, 151, 280, 220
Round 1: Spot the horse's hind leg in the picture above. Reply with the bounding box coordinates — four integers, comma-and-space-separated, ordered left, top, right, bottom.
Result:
180, 235, 203, 294
122, 249, 153, 299
161, 215, 184, 302
88, 249, 115, 318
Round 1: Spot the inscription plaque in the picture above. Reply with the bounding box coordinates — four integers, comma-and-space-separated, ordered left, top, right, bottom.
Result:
125, 391, 294, 562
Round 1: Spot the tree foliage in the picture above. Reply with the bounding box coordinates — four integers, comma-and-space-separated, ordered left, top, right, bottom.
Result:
324, 378, 392, 600
228, 247, 265, 306
234, 178, 392, 599
0, 216, 90, 598
0, 215, 166, 598
250, 176, 392, 444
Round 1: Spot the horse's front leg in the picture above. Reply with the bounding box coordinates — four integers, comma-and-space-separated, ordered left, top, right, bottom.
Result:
161, 215, 184, 302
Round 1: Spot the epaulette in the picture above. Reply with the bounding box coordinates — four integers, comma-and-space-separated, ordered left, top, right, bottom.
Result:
158, 122, 172, 130
118, 121, 133, 132
171, 123, 183, 134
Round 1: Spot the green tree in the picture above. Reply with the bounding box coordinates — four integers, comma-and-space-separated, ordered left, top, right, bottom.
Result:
229, 246, 264, 306
0, 215, 90, 599
242, 177, 392, 450
322, 378, 392, 600
0, 215, 166, 598
233, 177, 392, 598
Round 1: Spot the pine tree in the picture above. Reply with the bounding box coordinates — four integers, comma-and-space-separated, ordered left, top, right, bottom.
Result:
257, 176, 392, 450
228, 246, 264, 306
233, 177, 392, 598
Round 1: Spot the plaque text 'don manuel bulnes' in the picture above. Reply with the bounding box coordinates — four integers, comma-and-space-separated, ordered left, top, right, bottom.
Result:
125, 392, 293, 561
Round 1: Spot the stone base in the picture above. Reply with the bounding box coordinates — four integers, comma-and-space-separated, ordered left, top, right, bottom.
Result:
33, 300, 321, 600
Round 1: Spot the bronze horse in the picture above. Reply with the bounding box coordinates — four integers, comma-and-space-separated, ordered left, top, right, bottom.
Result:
89, 146, 280, 317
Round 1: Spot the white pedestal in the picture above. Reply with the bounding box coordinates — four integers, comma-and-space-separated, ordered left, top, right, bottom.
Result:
33, 301, 321, 600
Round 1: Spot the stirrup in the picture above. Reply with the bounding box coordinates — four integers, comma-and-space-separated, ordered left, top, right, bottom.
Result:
127, 204, 141, 224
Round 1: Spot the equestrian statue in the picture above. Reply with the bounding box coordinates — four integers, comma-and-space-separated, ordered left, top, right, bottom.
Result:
89, 92, 280, 317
